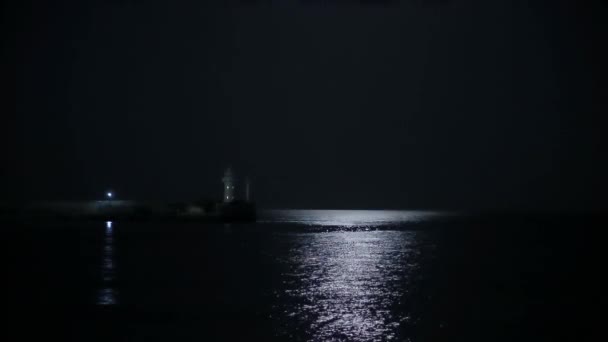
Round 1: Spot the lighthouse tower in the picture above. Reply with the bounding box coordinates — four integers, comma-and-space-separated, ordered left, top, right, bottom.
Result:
222, 167, 235, 203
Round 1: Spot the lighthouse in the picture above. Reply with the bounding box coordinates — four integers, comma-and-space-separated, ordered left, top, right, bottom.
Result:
222, 167, 235, 203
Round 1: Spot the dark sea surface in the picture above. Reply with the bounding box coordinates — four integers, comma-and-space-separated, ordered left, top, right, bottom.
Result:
2, 210, 604, 341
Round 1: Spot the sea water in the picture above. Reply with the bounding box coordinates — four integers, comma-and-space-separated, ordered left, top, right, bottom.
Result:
2, 210, 603, 341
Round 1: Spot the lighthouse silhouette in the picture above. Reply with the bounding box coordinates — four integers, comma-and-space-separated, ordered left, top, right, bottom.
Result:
222, 167, 235, 203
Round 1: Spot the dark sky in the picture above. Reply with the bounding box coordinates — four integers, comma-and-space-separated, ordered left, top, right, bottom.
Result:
2, 0, 607, 210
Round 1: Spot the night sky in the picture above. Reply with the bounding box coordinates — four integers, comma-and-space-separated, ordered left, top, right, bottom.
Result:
3, 0, 607, 210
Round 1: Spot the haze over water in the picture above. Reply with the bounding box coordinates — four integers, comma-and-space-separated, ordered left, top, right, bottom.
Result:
3, 210, 603, 341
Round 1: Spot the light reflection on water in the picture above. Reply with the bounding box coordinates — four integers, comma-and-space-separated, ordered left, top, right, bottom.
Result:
97, 221, 117, 306
271, 210, 429, 341
263, 209, 445, 228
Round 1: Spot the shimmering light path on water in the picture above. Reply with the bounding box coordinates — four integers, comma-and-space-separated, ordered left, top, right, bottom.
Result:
260, 210, 443, 340
261, 209, 445, 228
274, 231, 419, 341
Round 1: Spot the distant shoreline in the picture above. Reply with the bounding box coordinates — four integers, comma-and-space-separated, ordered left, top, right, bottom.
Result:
0, 200, 256, 223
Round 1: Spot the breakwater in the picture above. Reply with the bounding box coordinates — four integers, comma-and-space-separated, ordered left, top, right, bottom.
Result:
0, 200, 256, 223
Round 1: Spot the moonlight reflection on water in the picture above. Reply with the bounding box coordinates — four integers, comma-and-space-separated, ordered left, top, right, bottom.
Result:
275, 230, 421, 341
263, 209, 443, 228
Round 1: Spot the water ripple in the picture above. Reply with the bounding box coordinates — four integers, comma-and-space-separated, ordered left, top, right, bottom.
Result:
273, 231, 421, 341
